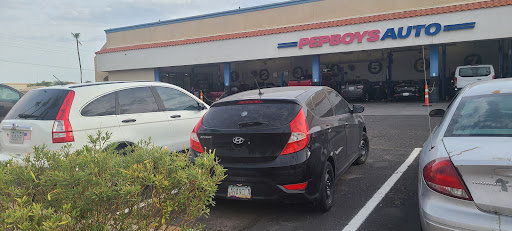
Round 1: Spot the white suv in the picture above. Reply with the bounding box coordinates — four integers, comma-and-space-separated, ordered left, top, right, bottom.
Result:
0, 81, 208, 161
454, 64, 495, 90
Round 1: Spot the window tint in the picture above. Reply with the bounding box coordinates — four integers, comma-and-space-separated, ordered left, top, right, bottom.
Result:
118, 87, 159, 114
310, 91, 334, 118
445, 94, 512, 136
155, 87, 199, 111
203, 101, 301, 129
326, 90, 350, 115
0, 87, 20, 103
81, 93, 116, 116
5, 89, 69, 120
458, 67, 491, 77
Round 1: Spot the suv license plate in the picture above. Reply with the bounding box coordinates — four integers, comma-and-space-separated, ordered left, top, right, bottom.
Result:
9, 131, 25, 144
227, 185, 251, 199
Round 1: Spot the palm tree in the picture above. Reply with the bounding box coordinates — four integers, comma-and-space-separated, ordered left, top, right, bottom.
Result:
71, 32, 83, 83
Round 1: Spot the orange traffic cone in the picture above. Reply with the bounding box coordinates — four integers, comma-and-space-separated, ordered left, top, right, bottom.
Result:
200, 90, 204, 102
423, 83, 431, 106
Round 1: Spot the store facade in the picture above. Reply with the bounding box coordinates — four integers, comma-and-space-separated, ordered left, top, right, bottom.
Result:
95, 0, 512, 102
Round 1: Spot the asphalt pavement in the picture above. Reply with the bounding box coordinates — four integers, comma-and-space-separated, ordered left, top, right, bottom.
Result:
197, 101, 446, 231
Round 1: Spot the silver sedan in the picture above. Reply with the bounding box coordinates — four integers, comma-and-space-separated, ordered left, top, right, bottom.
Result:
419, 78, 512, 231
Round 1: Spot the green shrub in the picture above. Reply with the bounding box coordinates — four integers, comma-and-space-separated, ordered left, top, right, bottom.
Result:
0, 131, 225, 230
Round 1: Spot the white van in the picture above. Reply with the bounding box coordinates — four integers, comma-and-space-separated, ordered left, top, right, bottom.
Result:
454, 65, 495, 90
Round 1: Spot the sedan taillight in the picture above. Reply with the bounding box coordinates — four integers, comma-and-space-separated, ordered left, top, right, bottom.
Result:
423, 158, 472, 201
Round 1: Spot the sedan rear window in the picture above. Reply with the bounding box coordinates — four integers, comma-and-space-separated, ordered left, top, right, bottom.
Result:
458, 67, 491, 77
5, 89, 70, 120
445, 94, 512, 136
202, 101, 302, 129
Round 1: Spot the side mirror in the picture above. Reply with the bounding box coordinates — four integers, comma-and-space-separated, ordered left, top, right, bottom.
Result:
352, 104, 364, 114
197, 102, 207, 111
429, 109, 445, 117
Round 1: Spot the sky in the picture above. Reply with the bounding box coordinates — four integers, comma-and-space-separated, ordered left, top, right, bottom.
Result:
0, 0, 285, 84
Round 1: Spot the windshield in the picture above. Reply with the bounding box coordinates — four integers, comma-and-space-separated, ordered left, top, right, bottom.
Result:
202, 101, 302, 129
4, 89, 70, 120
445, 93, 512, 137
458, 67, 492, 77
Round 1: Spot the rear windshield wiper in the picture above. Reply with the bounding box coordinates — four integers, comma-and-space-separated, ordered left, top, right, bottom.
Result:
18, 114, 39, 119
238, 121, 269, 128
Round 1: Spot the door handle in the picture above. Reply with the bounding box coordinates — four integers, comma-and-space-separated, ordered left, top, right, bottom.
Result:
122, 119, 136, 123
170, 114, 181, 118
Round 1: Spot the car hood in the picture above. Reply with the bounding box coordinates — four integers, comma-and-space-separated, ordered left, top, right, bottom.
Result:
443, 137, 512, 216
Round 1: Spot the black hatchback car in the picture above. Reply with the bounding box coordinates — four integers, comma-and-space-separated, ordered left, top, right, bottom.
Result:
190, 86, 369, 211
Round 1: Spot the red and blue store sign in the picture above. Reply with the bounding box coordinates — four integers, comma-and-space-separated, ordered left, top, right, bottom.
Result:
277, 22, 475, 49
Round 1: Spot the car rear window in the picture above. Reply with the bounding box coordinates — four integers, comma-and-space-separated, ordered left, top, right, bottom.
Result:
458, 67, 491, 77
445, 93, 512, 137
202, 101, 302, 129
5, 89, 70, 120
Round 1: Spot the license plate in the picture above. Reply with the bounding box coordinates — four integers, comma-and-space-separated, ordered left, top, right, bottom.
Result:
349, 87, 355, 90
403, 93, 410, 96
227, 185, 251, 199
9, 131, 25, 144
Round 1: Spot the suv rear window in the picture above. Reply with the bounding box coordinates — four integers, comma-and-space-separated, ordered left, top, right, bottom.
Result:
445, 94, 512, 137
202, 101, 302, 129
5, 89, 70, 120
458, 67, 491, 77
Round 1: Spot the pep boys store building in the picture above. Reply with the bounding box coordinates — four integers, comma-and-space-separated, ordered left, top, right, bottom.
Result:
95, 0, 512, 102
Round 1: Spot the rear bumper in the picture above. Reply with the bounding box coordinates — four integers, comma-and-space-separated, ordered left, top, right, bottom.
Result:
341, 91, 364, 99
394, 92, 420, 99
419, 178, 505, 231
192, 148, 322, 202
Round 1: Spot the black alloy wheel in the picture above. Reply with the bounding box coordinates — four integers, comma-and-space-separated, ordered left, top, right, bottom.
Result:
353, 132, 369, 165
315, 162, 334, 212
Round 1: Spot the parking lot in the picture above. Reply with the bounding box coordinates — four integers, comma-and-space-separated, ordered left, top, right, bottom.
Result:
197, 101, 446, 231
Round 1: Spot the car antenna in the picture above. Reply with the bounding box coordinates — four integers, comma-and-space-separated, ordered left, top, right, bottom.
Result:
254, 78, 263, 96
53, 75, 65, 85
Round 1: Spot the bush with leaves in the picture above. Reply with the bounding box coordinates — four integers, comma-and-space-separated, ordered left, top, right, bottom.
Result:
0, 131, 225, 230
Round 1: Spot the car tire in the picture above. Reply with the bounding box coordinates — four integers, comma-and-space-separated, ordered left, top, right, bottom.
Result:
353, 132, 369, 165
315, 162, 334, 212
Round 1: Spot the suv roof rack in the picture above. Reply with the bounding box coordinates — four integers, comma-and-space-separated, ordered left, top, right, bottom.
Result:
68, 81, 130, 89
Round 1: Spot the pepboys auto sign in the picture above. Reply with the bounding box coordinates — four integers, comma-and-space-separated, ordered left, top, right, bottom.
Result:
277, 22, 475, 49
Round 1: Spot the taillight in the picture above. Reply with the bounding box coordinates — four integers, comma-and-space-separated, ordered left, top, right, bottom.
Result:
492, 75, 495, 79
52, 91, 75, 143
281, 109, 309, 155
190, 116, 205, 153
454, 77, 458, 88
282, 182, 308, 190
423, 158, 472, 201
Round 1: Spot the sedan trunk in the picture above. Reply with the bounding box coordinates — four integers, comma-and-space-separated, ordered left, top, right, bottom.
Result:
444, 137, 512, 216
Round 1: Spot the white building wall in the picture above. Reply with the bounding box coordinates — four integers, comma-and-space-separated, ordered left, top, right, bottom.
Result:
96, 6, 512, 72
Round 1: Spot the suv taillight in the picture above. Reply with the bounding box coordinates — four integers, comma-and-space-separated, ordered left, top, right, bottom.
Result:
52, 91, 75, 143
454, 77, 458, 88
281, 109, 309, 155
423, 158, 472, 201
190, 116, 205, 153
